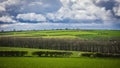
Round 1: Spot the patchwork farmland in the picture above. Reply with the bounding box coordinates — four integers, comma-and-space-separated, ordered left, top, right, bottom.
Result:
0, 30, 120, 68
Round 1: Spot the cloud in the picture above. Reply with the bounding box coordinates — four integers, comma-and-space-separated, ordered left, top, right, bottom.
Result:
0, 6, 5, 12
0, 0, 119, 22
0, 22, 118, 31
0, 0, 22, 16
0, 16, 16, 23
113, 7, 120, 16
0, 0, 120, 30
47, 0, 115, 23
19, 0, 62, 14
0, 0, 62, 16
16, 13, 46, 22
94, 0, 120, 19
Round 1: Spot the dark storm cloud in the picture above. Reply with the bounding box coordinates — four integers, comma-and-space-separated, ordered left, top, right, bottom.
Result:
94, 0, 116, 10
94, 0, 120, 19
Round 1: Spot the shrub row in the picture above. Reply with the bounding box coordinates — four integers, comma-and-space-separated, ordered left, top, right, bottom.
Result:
80, 52, 120, 58
0, 51, 73, 57
0, 51, 27, 57
32, 51, 73, 57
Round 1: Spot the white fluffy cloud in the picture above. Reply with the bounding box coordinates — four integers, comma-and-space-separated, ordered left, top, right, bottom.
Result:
19, 0, 62, 14
0, 6, 5, 11
0, 16, 16, 23
16, 13, 46, 22
0, 0, 120, 30
113, 0, 120, 16
113, 6, 120, 16
47, 0, 113, 22
0, 0, 20, 11
0, 0, 119, 23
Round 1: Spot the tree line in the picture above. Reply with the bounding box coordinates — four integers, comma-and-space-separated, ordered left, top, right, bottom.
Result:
0, 37, 120, 54
80, 52, 120, 58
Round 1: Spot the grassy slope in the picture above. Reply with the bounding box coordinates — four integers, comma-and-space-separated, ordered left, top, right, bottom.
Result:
0, 30, 120, 40
0, 47, 120, 68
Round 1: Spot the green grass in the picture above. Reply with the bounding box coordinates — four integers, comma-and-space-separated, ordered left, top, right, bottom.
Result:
0, 47, 120, 68
0, 57, 120, 68
0, 30, 120, 40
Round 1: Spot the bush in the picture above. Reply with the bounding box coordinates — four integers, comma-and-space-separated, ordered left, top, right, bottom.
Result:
64, 52, 73, 57
32, 51, 73, 57
0, 51, 27, 57
80, 52, 93, 57
93, 52, 103, 57
32, 51, 45, 57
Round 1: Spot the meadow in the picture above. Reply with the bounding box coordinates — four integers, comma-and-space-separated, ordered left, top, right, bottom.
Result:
0, 47, 120, 68
0, 30, 120, 40
0, 57, 120, 68
0, 30, 120, 68
0, 30, 120, 54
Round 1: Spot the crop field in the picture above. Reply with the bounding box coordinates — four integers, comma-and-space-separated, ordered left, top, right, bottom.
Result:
0, 47, 120, 68
0, 30, 120, 40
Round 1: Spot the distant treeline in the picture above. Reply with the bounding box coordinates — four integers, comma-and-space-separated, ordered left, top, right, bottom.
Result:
80, 52, 120, 58
0, 37, 120, 54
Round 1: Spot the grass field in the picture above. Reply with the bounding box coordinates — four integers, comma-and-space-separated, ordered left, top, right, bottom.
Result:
0, 30, 120, 40
0, 57, 120, 68
0, 30, 120, 68
0, 47, 120, 68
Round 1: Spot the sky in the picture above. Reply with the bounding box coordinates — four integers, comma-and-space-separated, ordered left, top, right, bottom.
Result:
0, 0, 120, 31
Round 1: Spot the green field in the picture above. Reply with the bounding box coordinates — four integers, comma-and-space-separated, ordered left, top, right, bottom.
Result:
0, 30, 120, 68
0, 30, 120, 40
0, 47, 120, 68
0, 57, 120, 68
